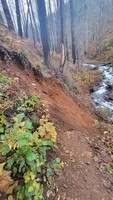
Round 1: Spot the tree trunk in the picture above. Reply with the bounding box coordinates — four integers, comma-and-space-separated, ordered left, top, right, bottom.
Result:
26, 0, 36, 45
60, 43, 65, 71
15, 0, 23, 37
55, 0, 61, 53
59, 0, 65, 70
0, 11, 4, 25
1, 0, 14, 31
36, 0, 50, 66
70, 0, 76, 64
20, 1, 27, 36
25, 0, 30, 38
29, 0, 41, 43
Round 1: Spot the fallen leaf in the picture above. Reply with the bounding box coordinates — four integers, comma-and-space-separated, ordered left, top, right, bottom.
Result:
0, 162, 5, 176
103, 131, 108, 135
60, 161, 65, 168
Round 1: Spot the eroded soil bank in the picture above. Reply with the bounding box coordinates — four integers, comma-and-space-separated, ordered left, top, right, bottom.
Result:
0, 61, 113, 200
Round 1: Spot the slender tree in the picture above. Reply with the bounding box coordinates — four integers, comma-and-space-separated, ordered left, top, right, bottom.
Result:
20, 1, 27, 36
59, 0, 65, 70
26, 0, 36, 45
55, 0, 61, 53
48, 0, 55, 51
36, 0, 50, 65
1, 0, 14, 31
29, 0, 41, 43
47, 0, 58, 52
25, 0, 30, 38
0, 11, 4, 25
15, 0, 23, 37
70, 0, 76, 64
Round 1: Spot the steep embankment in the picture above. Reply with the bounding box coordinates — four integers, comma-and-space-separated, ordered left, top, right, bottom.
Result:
0, 61, 111, 200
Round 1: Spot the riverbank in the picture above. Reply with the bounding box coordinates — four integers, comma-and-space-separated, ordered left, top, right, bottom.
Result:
91, 65, 113, 121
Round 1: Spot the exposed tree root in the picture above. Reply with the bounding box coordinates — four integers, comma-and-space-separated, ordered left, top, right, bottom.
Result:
0, 45, 43, 79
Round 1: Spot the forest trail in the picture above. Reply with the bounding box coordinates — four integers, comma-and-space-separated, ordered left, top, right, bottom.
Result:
2, 63, 111, 200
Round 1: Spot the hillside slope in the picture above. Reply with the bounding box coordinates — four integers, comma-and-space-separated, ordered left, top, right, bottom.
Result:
0, 62, 111, 200
0, 26, 112, 199
89, 27, 113, 65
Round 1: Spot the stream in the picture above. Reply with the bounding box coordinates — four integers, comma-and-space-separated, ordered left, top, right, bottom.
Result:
84, 64, 113, 121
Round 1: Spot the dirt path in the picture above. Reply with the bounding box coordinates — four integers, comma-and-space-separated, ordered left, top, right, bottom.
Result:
3, 64, 111, 200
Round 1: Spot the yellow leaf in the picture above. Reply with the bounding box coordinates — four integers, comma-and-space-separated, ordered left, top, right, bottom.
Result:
8, 195, 14, 200
60, 161, 65, 168
28, 186, 34, 193
7, 181, 18, 194
13, 143, 17, 150
24, 175, 30, 183
42, 115, 45, 119
9, 142, 13, 150
0, 162, 5, 176
30, 172, 35, 180
33, 181, 40, 189
43, 176, 46, 182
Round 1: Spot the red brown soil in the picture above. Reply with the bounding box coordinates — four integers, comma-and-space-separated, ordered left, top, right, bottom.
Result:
1, 63, 112, 200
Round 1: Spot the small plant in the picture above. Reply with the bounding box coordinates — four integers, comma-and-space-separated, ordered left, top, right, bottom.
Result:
36, 60, 44, 68
0, 72, 12, 84
0, 114, 7, 133
19, 48, 29, 57
100, 107, 110, 119
0, 96, 61, 200
103, 163, 113, 174
17, 96, 40, 112
0, 98, 14, 115
0, 88, 9, 98
93, 119, 100, 128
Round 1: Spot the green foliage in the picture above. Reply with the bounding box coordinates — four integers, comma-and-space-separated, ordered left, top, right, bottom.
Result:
0, 98, 14, 115
36, 60, 44, 68
0, 88, 9, 98
0, 72, 12, 84
70, 69, 103, 95
93, 119, 100, 128
0, 73, 14, 115
0, 95, 61, 200
19, 48, 30, 57
17, 96, 40, 112
103, 163, 113, 174
0, 115, 7, 133
100, 107, 110, 119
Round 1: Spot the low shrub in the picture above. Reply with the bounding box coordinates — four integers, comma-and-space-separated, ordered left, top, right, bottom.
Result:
0, 72, 61, 200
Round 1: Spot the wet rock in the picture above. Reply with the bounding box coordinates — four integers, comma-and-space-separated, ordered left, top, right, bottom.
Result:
90, 88, 95, 93
106, 84, 112, 90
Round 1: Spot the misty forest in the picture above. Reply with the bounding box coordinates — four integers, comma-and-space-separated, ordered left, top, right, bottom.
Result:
0, 0, 113, 199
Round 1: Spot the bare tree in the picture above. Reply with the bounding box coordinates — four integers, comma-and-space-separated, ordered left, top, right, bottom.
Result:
0, 11, 4, 25
15, 0, 23, 37
36, 0, 50, 65
29, 0, 41, 43
59, 0, 65, 70
1, 0, 14, 31
70, 0, 76, 64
